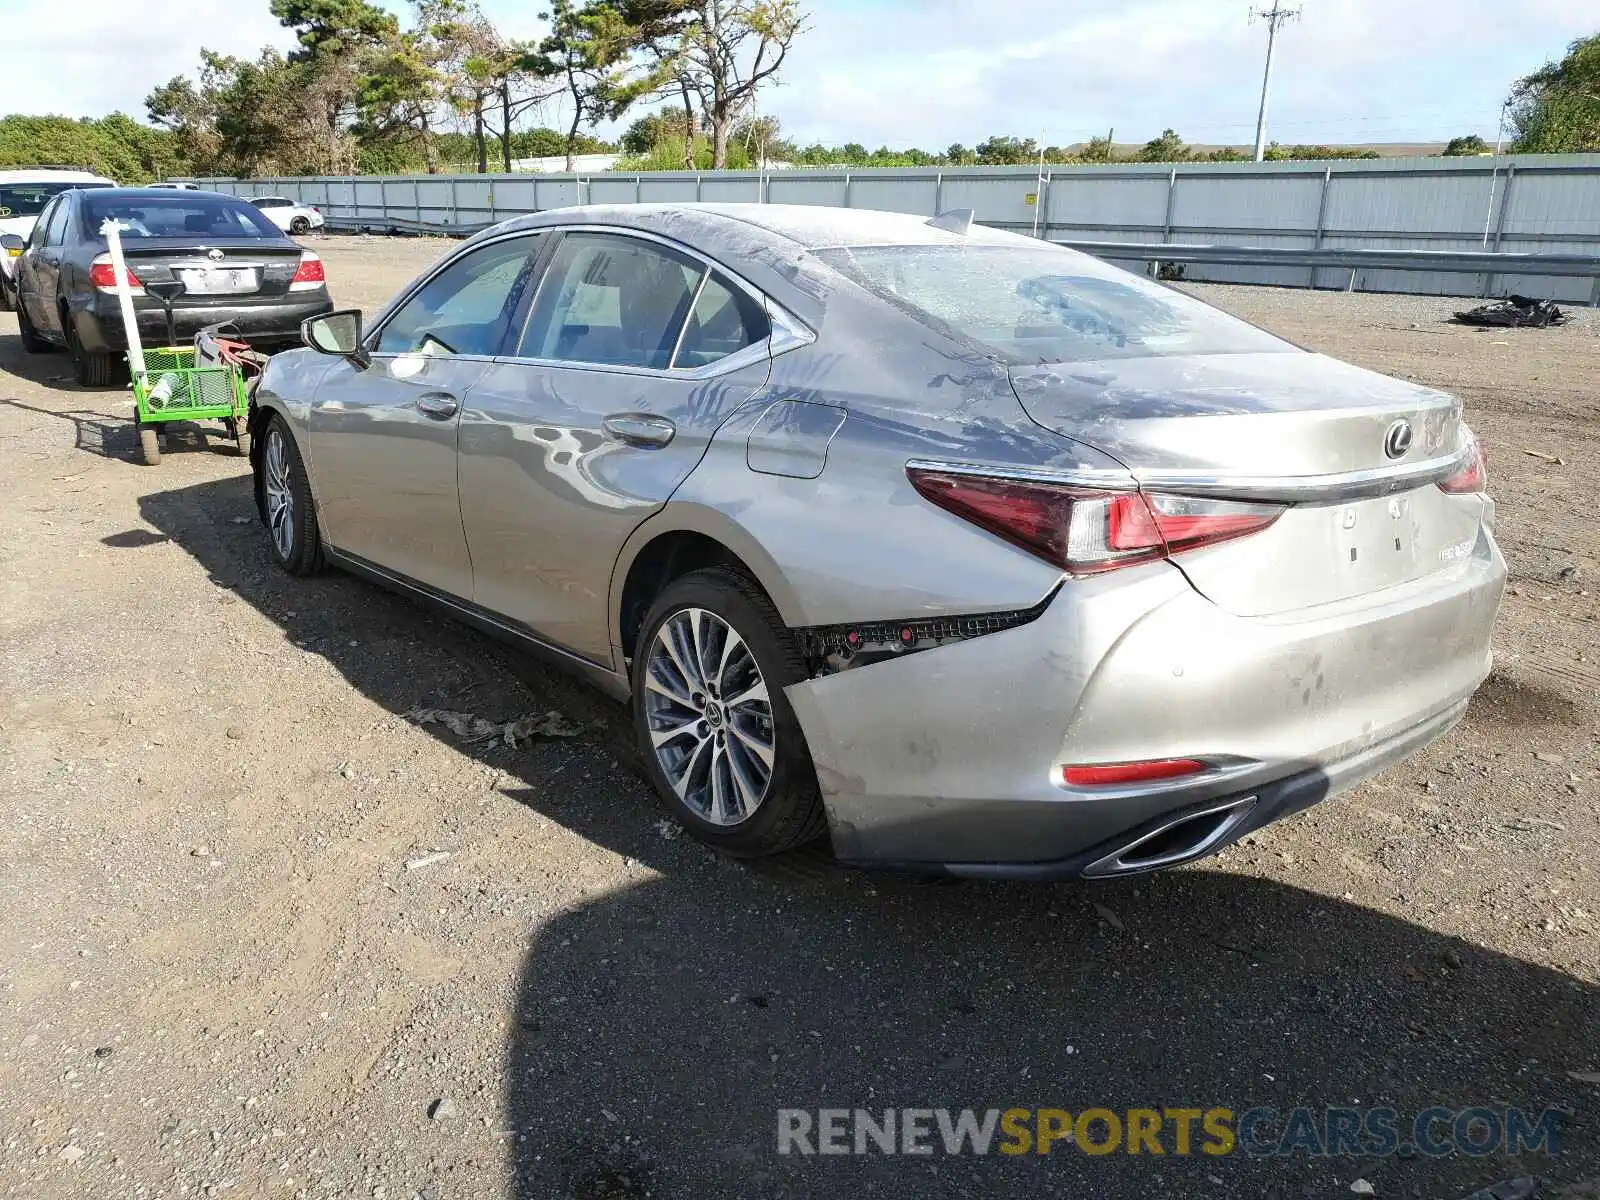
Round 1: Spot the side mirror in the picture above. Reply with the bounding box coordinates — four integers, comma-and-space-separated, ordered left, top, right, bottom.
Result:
0, 234, 25, 253
302, 309, 369, 367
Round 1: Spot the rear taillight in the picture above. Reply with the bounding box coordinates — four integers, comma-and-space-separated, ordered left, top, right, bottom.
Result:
1437, 431, 1487, 495
289, 251, 325, 291
88, 254, 143, 294
905, 466, 1284, 575
1056, 758, 1208, 787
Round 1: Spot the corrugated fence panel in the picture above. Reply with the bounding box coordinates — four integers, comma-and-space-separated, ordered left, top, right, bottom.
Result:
181, 157, 1600, 300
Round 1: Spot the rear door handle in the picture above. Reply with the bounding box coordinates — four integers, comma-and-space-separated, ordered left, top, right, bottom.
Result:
602, 412, 676, 448
415, 391, 458, 419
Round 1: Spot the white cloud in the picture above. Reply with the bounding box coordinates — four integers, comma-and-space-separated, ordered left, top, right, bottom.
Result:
0, 0, 1593, 153
0, 0, 291, 120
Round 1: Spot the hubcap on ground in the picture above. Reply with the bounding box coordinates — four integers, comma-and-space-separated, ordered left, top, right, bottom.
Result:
643, 607, 775, 826
264, 429, 295, 558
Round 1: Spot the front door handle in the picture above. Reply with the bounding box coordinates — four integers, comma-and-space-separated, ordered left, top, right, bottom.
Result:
602, 412, 676, 448
415, 391, 458, 419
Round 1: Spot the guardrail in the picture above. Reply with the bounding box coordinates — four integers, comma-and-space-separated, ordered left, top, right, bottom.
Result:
1059, 240, 1600, 305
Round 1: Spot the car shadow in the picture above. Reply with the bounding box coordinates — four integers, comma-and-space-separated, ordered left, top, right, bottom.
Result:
136, 475, 1599, 1200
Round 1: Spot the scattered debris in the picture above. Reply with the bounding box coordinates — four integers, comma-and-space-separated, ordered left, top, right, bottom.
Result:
654, 819, 681, 841
1569, 1070, 1600, 1084
58, 1145, 86, 1163
1452, 296, 1568, 329
1092, 902, 1126, 932
1451, 1178, 1538, 1200
407, 707, 585, 748
1521, 448, 1565, 465
1350, 1180, 1375, 1196
405, 851, 452, 872
427, 1096, 458, 1121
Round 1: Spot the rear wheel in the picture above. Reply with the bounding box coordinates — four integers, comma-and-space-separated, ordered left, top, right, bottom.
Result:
16, 301, 50, 353
632, 568, 826, 858
63, 312, 121, 388
258, 415, 323, 575
290, 216, 310, 235
136, 417, 160, 466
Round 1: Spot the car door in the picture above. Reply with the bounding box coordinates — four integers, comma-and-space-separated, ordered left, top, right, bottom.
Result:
19, 195, 68, 335
458, 229, 774, 665
306, 232, 543, 599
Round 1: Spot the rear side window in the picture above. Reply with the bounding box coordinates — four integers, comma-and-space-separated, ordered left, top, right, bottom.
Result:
816, 243, 1289, 364
253, 197, 290, 209
81, 194, 280, 240
673, 274, 769, 368
520, 233, 704, 369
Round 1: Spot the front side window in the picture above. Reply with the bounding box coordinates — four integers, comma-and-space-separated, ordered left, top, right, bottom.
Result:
376, 235, 541, 357
519, 233, 705, 369
81, 194, 280, 240
28, 199, 58, 248
816, 243, 1290, 364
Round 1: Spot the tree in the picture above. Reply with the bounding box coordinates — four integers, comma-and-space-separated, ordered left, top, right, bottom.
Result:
673, 0, 804, 168
531, 0, 675, 170
1443, 133, 1489, 156
974, 136, 1038, 165
1081, 135, 1114, 163
1139, 128, 1188, 162
1508, 34, 1600, 153
944, 142, 974, 166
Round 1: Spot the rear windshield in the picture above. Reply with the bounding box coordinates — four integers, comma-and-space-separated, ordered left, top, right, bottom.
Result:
0, 181, 110, 218
81, 193, 280, 240
815, 243, 1290, 364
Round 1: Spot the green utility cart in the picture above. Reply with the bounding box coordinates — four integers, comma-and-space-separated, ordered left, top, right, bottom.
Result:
132, 344, 251, 466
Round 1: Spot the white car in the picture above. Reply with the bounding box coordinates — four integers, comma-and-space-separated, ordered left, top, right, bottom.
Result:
0, 167, 116, 310
248, 195, 325, 236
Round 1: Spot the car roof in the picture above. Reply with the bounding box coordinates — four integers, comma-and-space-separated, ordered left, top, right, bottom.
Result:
76, 187, 245, 201
493, 202, 1029, 252
0, 168, 116, 184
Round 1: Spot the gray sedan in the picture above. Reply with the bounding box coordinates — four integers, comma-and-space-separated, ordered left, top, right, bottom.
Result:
249, 203, 1504, 878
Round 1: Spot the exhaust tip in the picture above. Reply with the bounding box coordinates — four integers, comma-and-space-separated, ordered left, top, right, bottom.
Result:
1082, 796, 1258, 878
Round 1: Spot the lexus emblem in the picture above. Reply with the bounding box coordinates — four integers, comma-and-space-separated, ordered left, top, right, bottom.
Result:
1383, 419, 1413, 460
207, 247, 224, 261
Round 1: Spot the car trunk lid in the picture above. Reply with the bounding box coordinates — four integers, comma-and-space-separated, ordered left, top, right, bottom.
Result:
1009, 351, 1484, 615
115, 238, 306, 299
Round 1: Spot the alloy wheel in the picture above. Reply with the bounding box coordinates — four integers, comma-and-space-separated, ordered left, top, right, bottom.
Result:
264, 427, 295, 558
643, 607, 776, 826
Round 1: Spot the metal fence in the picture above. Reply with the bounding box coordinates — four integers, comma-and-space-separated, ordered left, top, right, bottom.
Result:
184, 154, 1600, 302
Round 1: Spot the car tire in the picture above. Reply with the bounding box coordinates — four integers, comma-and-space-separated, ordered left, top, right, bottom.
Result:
257, 414, 324, 576
16, 300, 50, 353
0, 276, 14, 313
290, 216, 310, 235
63, 312, 121, 388
632, 567, 827, 858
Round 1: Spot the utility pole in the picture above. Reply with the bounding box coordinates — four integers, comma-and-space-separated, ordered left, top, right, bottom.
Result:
1250, 4, 1300, 162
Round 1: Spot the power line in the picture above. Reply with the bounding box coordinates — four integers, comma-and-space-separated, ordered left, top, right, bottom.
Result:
1249, 3, 1302, 161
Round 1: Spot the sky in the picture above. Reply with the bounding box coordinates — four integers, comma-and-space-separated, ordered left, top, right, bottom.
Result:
0, 0, 1593, 150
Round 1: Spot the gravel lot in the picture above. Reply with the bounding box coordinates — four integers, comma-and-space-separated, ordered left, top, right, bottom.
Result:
1, 235, 1596, 1200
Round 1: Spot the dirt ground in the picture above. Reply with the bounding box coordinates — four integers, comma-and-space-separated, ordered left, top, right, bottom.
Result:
1, 236, 1596, 1200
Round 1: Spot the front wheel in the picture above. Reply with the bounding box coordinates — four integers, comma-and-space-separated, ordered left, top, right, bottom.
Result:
257, 415, 324, 575
136, 417, 160, 465
0, 276, 14, 313
632, 569, 826, 857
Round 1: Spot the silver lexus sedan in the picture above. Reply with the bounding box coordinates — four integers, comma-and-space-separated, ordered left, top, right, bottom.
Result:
249, 203, 1505, 879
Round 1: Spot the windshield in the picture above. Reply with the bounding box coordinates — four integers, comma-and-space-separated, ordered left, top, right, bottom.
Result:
0, 181, 110, 219
81, 193, 280, 240
816, 243, 1290, 364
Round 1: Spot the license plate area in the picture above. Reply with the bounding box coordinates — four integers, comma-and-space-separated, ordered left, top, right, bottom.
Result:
177, 267, 259, 295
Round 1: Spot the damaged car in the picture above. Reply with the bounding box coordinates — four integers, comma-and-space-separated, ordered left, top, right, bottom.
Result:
250, 204, 1505, 878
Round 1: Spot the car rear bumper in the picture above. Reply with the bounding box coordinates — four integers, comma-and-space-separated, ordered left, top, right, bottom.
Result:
783, 525, 1506, 878
75, 293, 332, 352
